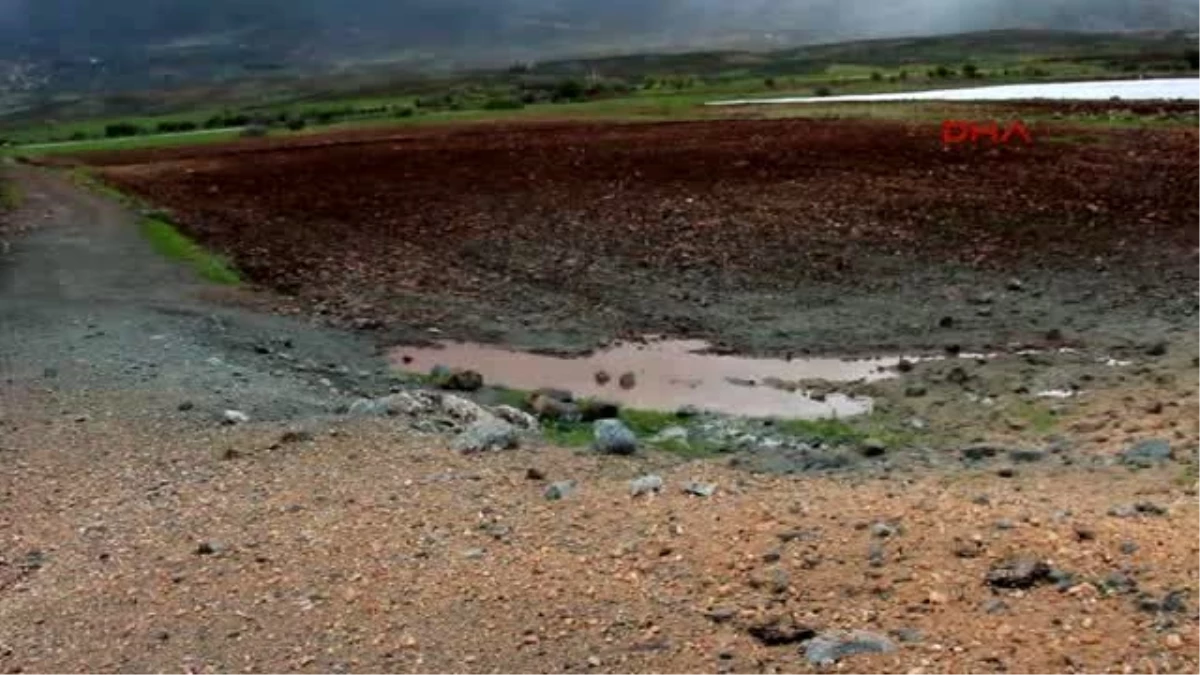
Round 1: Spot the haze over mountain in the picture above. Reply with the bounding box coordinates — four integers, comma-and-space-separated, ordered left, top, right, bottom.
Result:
0, 0, 1196, 92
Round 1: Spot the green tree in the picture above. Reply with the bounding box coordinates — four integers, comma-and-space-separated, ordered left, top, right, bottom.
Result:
962, 63, 979, 78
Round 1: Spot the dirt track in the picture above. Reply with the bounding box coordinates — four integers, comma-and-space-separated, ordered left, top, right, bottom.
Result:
89, 118, 1199, 356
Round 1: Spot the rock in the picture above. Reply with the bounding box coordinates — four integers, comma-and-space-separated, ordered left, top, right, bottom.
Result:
947, 366, 970, 384
493, 405, 539, 430
860, 438, 887, 457
462, 548, 486, 560
870, 522, 898, 538
748, 568, 790, 594
579, 399, 621, 422
593, 419, 638, 455
961, 444, 1003, 461
1119, 438, 1172, 467
436, 368, 484, 392
867, 542, 886, 567
682, 481, 717, 497
544, 480, 576, 501
629, 474, 664, 497
279, 429, 314, 444
348, 398, 387, 417
594, 371, 611, 386
1005, 277, 1024, 291
438, 394, 491, 423
938, 316, 954, 328
1119, 540, 1139, 554
904, 385, 927, 398
1008, 448, 1047, 463
805, 630, 896, 665
746, 617, 815, 646
986, 557, 1052, 589
618, 372, 637, 389
528, 394, 579, 422
222, 410, 250, 425
1109, 502, 1168, 518
177, 401, 194, 412
1145, 341, 1168, 356
379, 392, 433, 416
981, 598, 1009, 615
525, 468, 545, 481
452, 419, 518, 454
195, 541, 223, 556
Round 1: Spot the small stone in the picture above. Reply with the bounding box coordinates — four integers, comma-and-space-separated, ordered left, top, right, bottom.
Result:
981, 598, 1009, 615
525, 468, 546, 481
996, 467, 1016, 478
593, 419, 638, 455
462, 548, 486, 560
279, 429, 314, 444
986, 557, 1052, 589
618, 372, 637, 389
177, 401, 194, 411
586, 656, 602, 667
938, 316, 954, 328
544, 481, 576, 501
928, 590, 949, 605
195, 541, 222, 556
746, 617, 815, 646
1165, 634, 1183, 649
1073, 525, 1095, 541
868, 542, 886, 567
705, 607, 737, 624
682, 481, 717, 497
1119, 540, 1138, 554
805, 630, 895, 665
222, 410, 250, 425
1008, 448, 1046, 463
594, 371, 611, 386
761, 549, 782, 563
629, 474, 664, 497
860, 438, 887, 457
1145, 341, 1168, 356
870, 522, 898, 538
904, 385, 927, 398
1005, 277, 1024, 291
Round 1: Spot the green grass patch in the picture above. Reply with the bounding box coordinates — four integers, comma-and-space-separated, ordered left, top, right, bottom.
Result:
774, 417, 867, 444
139, 217, 241, 285
0, 178, 21, 211
1010, 401, 1058, 433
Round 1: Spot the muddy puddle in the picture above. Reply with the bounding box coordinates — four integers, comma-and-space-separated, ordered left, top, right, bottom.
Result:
389, 339, 916, 419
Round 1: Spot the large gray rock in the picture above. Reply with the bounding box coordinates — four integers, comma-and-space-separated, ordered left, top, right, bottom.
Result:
593, 419, 638, 455
805, 630, 896, 665
452, 418, 518, 454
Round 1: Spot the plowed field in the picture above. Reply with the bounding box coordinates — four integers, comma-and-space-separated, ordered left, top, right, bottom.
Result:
88, 118, 1199, 355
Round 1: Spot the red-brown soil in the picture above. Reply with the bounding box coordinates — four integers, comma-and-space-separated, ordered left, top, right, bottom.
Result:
76, 119, 1200, 356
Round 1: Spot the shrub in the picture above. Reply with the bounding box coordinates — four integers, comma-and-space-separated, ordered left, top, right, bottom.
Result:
286, 118, 306, 131
962, 63, 979, 78
394, 107, 415, 118
898, 70, 908, 81
764, 77, 777, 88
104, 122, 143, 138
934, 65, 953, 78
1186, 49, 1199, 69
814, 85, 833, 97
870, 72, 883, 81
553, 79, 585, 102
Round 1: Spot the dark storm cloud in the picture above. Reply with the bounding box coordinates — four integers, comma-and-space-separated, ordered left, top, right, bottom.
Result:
1, 0, 1195, 58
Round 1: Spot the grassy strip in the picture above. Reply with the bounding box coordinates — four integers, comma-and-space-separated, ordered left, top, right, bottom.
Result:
139, 217, 241, 285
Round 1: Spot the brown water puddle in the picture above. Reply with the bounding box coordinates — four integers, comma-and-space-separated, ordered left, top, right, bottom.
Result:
388, 339, 909, 419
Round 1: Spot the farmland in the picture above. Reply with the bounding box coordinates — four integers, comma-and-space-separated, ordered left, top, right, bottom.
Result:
79, 110, 1199, 358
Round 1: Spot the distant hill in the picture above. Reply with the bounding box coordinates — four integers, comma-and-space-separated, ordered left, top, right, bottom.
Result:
0, 0, 1196, 94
